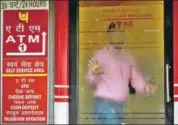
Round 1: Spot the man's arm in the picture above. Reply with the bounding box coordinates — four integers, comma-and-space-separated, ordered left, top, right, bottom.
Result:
130, 66, 146, 93
86, 52, 103, 85
86, 67, 102, 85
130, 66, 157, 95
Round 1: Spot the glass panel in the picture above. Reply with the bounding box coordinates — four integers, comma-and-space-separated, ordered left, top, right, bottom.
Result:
79, 1, 164, 124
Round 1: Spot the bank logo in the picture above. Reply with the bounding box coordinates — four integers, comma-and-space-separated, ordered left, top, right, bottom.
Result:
19, 12, 28, 23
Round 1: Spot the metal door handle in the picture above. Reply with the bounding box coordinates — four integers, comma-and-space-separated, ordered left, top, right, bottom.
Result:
166, 64, 171, 103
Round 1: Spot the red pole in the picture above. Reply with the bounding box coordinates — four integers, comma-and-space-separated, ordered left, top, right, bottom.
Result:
54, 0, 69, 102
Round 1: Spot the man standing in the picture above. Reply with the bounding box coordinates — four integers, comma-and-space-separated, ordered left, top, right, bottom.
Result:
86, 43, 157, 124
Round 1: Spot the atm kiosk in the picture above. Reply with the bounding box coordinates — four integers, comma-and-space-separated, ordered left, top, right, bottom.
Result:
0, 0, 175, 124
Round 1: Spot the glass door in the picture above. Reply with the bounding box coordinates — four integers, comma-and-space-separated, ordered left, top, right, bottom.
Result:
78, 1, 165, 124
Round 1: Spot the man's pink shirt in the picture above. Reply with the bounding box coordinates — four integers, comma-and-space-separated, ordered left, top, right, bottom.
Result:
87, 45, 147, 102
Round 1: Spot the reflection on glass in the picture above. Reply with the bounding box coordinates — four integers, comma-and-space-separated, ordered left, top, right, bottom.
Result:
79, 1, 164, 124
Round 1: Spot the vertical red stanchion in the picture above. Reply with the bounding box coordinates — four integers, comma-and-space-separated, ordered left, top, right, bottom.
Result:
174, 1, 178, 124
174, 0, 178, 102
54, 1, 69, 102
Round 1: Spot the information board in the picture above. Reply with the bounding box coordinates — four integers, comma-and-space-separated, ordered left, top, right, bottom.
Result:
0, 1, 49, 124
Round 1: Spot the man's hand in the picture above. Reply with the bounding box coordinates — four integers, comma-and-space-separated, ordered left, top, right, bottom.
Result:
88, 58, 103, 75
145, 81, 158, 96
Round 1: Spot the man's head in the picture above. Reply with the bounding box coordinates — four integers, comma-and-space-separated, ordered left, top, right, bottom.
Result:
107, 31, 126, 51
108, 30, 126, 41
